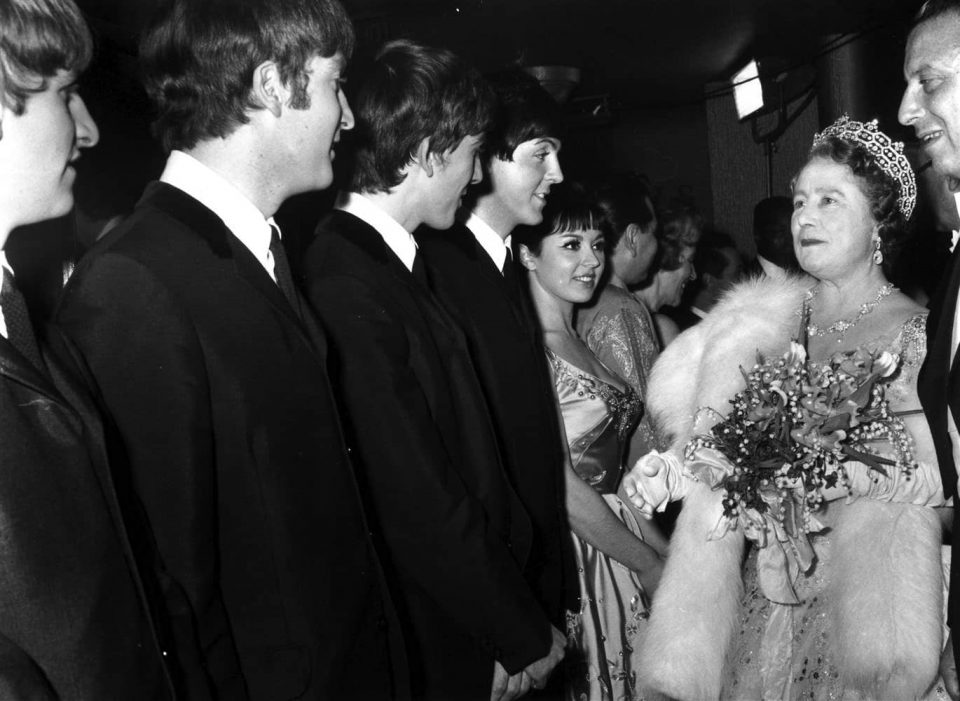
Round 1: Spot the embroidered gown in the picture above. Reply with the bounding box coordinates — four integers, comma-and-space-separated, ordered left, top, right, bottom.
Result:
722, 312, 952, 701
547, 349, 647, 701
578, 285, 663, 463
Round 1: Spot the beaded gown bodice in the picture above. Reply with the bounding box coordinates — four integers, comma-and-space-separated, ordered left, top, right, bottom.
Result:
547, 349, 642, 495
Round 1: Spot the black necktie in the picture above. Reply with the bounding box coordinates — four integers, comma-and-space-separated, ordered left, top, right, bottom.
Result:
1, 267, 44, 372
269, 225, 302, 321
502, 248, 522, 300
412, 251, 429, 287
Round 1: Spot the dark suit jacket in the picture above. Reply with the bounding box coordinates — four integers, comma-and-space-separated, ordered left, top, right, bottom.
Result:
417, 223, 577, 625
53, 183, 396, 700
304, 210, 551, 700
918, 246, 960, 664
0, 326, 173, 698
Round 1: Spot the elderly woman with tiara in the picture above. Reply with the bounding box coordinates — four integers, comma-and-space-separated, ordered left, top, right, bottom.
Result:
623, 116, 953, 700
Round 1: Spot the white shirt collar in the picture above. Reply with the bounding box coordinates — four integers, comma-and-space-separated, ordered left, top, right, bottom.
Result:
338, 192, 418, 272
952, 193, 960, 253
160, 150, 279, 281
465, 212, 511, 274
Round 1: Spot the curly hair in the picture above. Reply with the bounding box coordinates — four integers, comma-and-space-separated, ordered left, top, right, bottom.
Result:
802, 135, 907, 273
0, 0, 92, 115
651, 234, 691, 273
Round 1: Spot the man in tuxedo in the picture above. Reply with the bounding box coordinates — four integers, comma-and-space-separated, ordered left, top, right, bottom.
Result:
0, 0, 173, 697
304, 41, 564, 701
53, 0, 399, 698
900, 2, 960, 697
416, 74, 577, 697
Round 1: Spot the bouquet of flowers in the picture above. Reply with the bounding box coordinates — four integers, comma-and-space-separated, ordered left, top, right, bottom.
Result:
684, 340, 916, 602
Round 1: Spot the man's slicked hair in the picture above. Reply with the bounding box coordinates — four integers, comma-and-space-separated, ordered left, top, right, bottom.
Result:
484, 70, 565, 163
140, 0, 355, 153
349, 39, 495, 194
0, 0, 92, 115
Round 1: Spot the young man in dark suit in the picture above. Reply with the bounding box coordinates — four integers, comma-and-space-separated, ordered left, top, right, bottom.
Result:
416, 74, 577, 700
53, 0, 398, 698
303, 41, 564, 701
901, 2, 960, 698
0, 1, 173, 697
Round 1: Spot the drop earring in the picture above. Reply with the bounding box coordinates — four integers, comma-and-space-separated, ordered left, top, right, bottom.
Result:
872, 235, 883, 265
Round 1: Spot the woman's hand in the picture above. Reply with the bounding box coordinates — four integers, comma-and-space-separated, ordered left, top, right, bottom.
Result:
621, 450, 689, 518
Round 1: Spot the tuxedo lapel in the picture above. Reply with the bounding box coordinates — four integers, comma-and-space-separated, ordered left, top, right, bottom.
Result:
920, 246, 960, 499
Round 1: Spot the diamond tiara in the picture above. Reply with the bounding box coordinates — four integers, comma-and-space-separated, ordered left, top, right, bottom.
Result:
812, 115, 917, 220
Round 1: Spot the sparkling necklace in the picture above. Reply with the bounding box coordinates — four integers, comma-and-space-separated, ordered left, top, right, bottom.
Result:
805, 282, 895, 343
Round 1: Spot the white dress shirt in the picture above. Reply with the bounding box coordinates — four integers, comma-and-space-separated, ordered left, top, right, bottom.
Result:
338, 192, 418, 272
0, 251, 10, 340
160, 150, 281, 282
465, 213, 511, 275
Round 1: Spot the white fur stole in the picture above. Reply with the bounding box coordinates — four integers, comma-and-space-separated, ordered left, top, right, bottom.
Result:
635, 275, 943, 699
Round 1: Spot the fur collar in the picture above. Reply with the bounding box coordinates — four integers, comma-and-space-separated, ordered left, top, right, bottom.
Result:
647, 274, 811, 449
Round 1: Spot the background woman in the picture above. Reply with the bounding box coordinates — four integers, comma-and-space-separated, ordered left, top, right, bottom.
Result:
624, 117, 950, 700
575, 177, 670, 548
517, 184, 663, 701
632, 234, 696, 348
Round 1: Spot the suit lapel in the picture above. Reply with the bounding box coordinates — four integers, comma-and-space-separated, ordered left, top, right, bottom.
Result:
142, 182, 326, 362
456, 227, 529, 329
0, 335, 63, 403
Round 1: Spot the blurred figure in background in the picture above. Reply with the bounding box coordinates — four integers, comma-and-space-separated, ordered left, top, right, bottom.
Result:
687, 231, 743, 321
633, 232, 697, 347
748, 196, 802, 279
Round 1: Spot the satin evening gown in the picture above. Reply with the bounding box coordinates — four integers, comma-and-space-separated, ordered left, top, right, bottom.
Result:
547, 349, 648, 701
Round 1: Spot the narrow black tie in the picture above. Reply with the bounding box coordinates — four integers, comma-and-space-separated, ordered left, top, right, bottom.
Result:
502, 247, 521, 299
1, 267, 44, 372
269, 226, 303, 321
412, 251, 429, 287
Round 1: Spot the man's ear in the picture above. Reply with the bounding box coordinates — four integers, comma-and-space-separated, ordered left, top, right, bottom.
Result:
251, 60, 287, 118
623, 223, 643, 254
518, 243, 537, 270
414, 137, 436, 178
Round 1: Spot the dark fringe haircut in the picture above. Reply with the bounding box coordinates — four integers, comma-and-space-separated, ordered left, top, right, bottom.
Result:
141, 0, 355, 153
349, 39, 495, 194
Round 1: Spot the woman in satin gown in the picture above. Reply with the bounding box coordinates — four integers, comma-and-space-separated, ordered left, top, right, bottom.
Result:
516, 184, 663, 701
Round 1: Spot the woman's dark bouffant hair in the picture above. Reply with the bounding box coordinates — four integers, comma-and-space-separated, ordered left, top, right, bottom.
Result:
513, 182, 614, 256
803, 136, 908, 274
